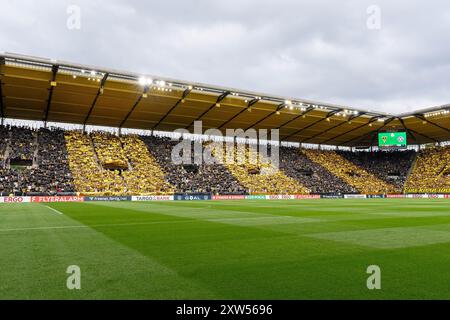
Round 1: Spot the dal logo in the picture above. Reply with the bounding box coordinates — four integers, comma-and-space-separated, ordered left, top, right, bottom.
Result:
381, 135, 388, 144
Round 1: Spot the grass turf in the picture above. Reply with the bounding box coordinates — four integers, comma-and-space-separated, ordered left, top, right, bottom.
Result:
1, 198, 450, 299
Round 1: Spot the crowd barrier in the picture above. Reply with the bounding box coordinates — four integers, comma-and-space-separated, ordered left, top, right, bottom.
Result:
0, 194, 449, 203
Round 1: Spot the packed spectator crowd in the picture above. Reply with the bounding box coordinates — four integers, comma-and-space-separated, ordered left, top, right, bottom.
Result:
142, 136, 246, 194
91, 132, 128, 169
0, 126, 9, 167
303, 149, 399, 194
338, 150, 415, 189
1, 124, 450, 196
0, 126, 74, 195
405, 146, 450, 193
217, 143, 309, 194
121, 135, 174, 194
8, 126, 35, 161
280, 146, 356, 194
65, 131, 127, 194
65, 131, 174, 195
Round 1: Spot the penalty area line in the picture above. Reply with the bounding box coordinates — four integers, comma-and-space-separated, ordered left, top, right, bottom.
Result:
44, 205, 64, 215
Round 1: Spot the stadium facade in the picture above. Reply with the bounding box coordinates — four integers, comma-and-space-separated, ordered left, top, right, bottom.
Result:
0, 52, 449, 199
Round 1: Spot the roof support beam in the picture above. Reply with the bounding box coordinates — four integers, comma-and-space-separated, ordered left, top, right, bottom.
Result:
320, 115, 384, 145
152, 87, 192, 132
414, 114, 450, 133
217, 98, 259, 130
282, 109, 342, 142
407, 128, 438, 143
244, 103, 285, 131
185, 91, 230, 129
83, 73, 109, 129
119, 85, 150, 129
301, 113, 365, 144
42, 65, 59, 126
275, 107, 315, 134
397, 117, 417, 143
338, 117, 395, 146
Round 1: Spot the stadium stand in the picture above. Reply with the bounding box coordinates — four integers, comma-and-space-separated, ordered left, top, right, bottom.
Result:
9, 126, 35, 162
121, 135, 174, 194
303, 149, 399, 194
2, 124, 450, 196
338, 150, 416, 190
32, 128, 74, 194
0, 126, 74, 195
142, 136, 246, 194
65, 131, 174, 195
65, 130, 126, 194
218, 143, 310, 194
405, 146, 450, 193
280, 146, 356, 194
91, 131, 129, 169
0, 126, 10, 167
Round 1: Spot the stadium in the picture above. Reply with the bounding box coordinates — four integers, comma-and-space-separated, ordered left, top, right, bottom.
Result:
0, 51, 449, 302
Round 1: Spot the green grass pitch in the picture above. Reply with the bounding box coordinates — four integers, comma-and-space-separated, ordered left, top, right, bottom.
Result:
1, 199, 450, 299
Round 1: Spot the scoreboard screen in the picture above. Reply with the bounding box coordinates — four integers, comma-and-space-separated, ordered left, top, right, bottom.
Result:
378, 132, 407, 148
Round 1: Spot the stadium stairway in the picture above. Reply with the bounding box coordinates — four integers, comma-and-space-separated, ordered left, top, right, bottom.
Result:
120, 135, 174, 195
404, 151, 418, 192
64, 131, 124, 194
303, 149, 399, 194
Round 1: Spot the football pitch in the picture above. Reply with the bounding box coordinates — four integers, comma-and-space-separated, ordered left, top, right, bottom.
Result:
1, 199, 450, 300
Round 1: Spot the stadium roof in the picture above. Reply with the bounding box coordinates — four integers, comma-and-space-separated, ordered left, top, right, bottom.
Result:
0, 52, 449, 147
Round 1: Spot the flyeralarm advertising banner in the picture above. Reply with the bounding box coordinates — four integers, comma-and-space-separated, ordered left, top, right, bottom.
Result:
30, 196, 84, 203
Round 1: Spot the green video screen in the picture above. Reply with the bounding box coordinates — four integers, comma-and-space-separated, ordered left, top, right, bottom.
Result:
378, 132, 407, 148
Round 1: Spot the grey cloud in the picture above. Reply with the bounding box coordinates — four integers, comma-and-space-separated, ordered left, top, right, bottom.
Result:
1, 0, 450, 113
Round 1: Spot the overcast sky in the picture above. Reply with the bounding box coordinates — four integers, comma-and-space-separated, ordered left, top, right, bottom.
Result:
1, 0, 450, 113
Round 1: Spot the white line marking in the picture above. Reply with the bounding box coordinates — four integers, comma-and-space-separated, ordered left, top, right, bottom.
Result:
45, 205, 63, 215
0, 219, 194, 232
